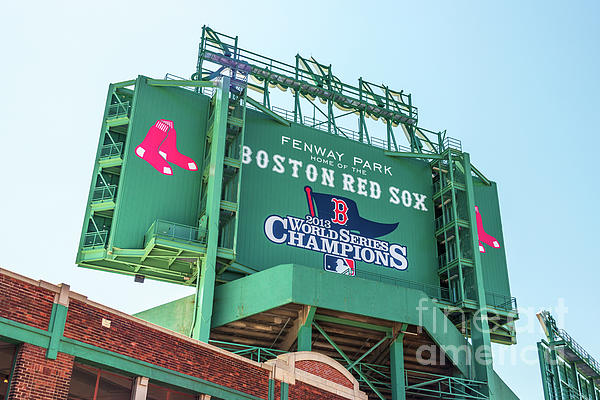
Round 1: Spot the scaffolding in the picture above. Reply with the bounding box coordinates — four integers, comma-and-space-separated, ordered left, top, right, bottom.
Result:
538, 311, 600, 400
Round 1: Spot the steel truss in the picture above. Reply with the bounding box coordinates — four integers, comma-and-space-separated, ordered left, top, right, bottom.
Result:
194, 26, 461, 156
209, 335, 489, 400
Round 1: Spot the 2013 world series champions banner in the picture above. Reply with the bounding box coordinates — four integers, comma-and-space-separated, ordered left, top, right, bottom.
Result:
234, 111, 439, 285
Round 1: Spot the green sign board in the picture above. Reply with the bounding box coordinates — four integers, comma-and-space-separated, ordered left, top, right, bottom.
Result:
79, 81, 511, 305
474, 181, 511, 298
235, 111, 439, 286
110, 83, 209, 250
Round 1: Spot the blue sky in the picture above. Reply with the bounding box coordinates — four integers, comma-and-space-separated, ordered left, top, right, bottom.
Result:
1, 1, 599, 398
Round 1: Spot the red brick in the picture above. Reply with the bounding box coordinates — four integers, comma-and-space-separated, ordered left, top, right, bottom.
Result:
7, 343, 74, 400
296, 360, 354, 389
1, 271, 362, 400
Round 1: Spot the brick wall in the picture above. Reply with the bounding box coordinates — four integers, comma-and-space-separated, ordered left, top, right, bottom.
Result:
288, 381, 348, 400
63, 298, 269, 399
296, 360, 353, 389
7, 343, 74, 400
0, 269, 366, 400
0, 274, 54, 330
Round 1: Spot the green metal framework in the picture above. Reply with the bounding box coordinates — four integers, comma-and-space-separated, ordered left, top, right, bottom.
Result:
195, 26, 451, 155
537, 311, 600, 400
193, 24, 518, 336
73, 26, 521, 399
208, 338, 489, 399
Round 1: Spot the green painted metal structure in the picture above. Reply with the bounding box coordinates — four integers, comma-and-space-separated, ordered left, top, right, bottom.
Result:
537, 311, 600, 400
74, 26, 521, 399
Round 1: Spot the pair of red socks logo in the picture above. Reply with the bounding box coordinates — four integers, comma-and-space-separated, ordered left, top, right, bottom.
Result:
475, 206, 500, 253
135, 120, 197, 175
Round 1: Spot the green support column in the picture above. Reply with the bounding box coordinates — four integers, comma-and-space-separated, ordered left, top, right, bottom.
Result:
537, 342, 551, 400
297, 325, 312, 351
297, 306, 316, 351
548, 345, 564, 399
268, 379, 275, 400
390, 325, 407, 400
571, 362, 582, 399
313, 322, 386, 400
191, 76, 230, 342
463, 153, 496, 396
46, 284, 70, 359
448, 150, 465, 303
544, 320, 565, 400
280, 382, 289, 400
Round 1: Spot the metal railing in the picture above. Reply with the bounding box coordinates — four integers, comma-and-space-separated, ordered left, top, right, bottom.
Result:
263, 104, 448, 155
208, 340, 286, 363
433, 179, 448, 194
405, 370, 488, 399
325, 360, 489, 399
438, 245, 461, 269
82, 231, 108, 248
443, 137, 462, 152
435, 208, 461, 232
164, 73, 216, 97
107, 102, 130, 119
485, 291, 518, 312
91, 185, 117, 203
208, 340, 488, 399
558, 329, 600, 377
179, 69, 456, 157
200, 34, 418, 123
354, 270, 451, 302
99, 143, 123, 160
144, 220, 207, 247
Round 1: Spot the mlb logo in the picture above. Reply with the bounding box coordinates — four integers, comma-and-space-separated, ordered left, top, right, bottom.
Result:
324, 255, 355, 276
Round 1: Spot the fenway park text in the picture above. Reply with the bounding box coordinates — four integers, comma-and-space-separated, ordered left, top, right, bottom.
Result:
242, 145, 428, 212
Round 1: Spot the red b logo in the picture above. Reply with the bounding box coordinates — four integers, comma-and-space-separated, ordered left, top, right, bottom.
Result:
331, 198, 348, 225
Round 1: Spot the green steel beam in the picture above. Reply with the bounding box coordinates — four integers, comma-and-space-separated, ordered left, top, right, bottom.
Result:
0, 317, 51, 349
313, 322, 386, 400
60, 337, 263, 400
346, 333, 391, 370
76, 84, 117, 266
230, 89, 248, 255
448, 151, 466, 305
113, 79, 136, 88
297, 306, 316, 352
246, 96, 291, 127
297, 324, 312, 351
46, 303, 68, 360
548, 343, 564, 399
470, 163, 491, 186
571, 361, 582, 398
227, 261, 259, 275
463, 153, 495, 395
147, 79, 217, 88
268, 379, 275, 400
204, 26, 233, 56
314, 314, 392, 334
391, 324, 407, 400
212, 264, 470, 377
384, 150, 443, 160
280, 382, 289, 400
191, 76, 230, 342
